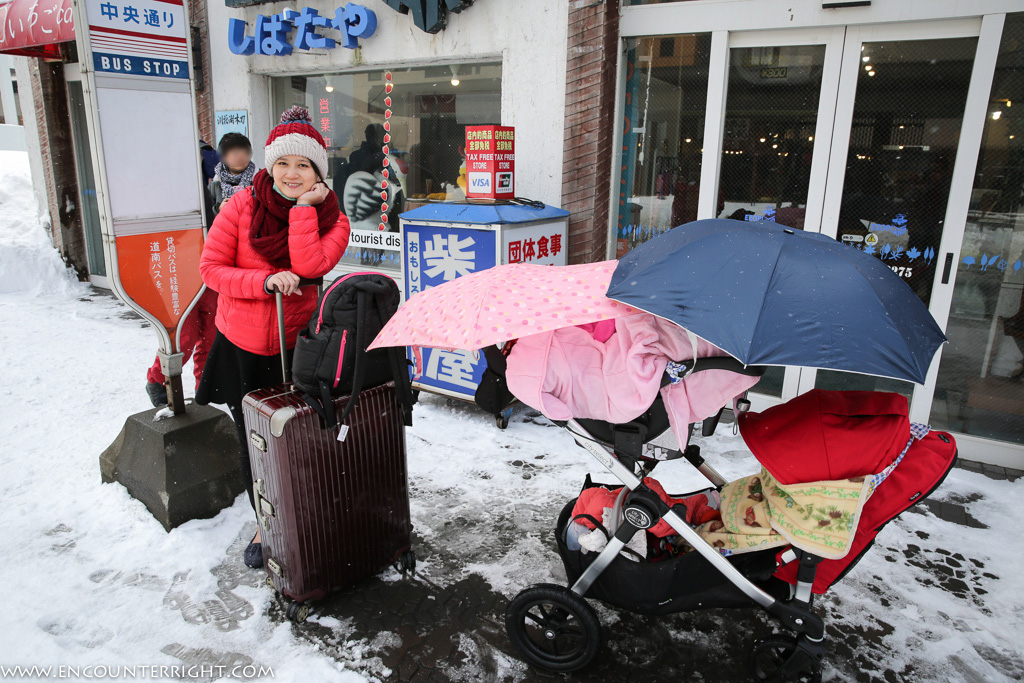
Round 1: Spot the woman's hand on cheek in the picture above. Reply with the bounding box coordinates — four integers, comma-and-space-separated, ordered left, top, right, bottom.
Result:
297, 181, 329, 206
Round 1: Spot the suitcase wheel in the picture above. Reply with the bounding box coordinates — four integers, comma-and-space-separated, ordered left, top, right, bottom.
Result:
285, 601, 310, 623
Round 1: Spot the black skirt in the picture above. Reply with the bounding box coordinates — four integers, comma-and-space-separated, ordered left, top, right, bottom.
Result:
195, 331, 291, 409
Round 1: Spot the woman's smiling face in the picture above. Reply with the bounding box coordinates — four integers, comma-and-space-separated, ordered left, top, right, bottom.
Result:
271, 155, 318, 199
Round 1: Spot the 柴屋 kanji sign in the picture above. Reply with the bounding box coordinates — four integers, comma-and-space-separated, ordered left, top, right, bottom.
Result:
85, 0, 188, 78
403, 222, 496, 399
228, 3, 376, 55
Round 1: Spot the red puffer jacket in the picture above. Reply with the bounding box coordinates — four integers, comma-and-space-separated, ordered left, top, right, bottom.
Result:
200, 190, 350, 356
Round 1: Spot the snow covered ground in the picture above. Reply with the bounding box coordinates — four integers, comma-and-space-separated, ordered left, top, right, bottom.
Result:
1, 150, 1022, 682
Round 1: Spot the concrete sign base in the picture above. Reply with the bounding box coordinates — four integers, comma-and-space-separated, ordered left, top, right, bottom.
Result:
100, 404, 244, 531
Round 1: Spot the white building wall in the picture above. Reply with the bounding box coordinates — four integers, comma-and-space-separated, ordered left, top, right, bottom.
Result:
11, 58, 46, 222
206, 0, 569, 206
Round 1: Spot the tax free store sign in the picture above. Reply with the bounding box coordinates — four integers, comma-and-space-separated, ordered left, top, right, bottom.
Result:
228, 3, 376, 55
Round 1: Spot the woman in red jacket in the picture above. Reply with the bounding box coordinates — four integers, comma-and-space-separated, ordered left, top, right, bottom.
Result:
196, 106, 350, 568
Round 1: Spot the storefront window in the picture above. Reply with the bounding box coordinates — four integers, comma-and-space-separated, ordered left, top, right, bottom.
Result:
616, 34, 711, 257
271, 64, 501, 271
930, 13, 1024, 445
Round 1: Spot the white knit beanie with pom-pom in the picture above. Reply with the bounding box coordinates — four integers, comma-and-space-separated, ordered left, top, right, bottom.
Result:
264, 106, 328, 178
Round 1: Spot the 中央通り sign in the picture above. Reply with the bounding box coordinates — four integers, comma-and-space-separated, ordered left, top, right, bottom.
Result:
86, 0, 189, 78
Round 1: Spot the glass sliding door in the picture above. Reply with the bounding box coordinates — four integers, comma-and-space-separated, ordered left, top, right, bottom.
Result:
929, 13, 1024, 448
718, 29, 844, 400
812, 25, 980, 399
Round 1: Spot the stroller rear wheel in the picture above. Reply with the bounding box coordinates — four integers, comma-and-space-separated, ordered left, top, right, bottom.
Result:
749, 635, 823, 683
505, 583, 601, 672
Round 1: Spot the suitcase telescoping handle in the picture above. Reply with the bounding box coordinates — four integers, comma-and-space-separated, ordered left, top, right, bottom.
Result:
273, 276, 324, 383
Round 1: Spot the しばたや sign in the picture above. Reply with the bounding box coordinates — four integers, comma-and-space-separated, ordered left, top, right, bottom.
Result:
86, 0, 189, 79
227, 4, 376, 56
465, 125, 515, 200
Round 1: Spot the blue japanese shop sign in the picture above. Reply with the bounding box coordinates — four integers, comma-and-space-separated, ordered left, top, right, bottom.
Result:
228, 4, 376, 56
86, 0, 189, 78
403, 223, 497, 399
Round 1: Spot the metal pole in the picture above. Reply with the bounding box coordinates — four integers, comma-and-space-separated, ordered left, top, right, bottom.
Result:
158, 350, 186, 415
276, 289, 288, 383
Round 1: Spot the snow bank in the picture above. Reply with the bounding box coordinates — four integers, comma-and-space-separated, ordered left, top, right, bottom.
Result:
0, 150, 82, 295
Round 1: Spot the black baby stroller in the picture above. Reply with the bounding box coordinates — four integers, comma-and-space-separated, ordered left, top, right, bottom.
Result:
481, 350, 958, 681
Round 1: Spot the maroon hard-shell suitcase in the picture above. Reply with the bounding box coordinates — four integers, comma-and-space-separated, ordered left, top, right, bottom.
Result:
243, 383, 413, 613
241, 287, 414, 621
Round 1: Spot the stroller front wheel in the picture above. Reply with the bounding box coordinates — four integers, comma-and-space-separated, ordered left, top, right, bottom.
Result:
505, 583, 601, 673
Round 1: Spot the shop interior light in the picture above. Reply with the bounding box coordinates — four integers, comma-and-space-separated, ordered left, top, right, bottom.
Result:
759, 137, 766, 143
325, 85, 334, 92
685, 138, 692, 143
450, 65, 460, 86
862, 56, 870, 62
991, 110, 1002, 120
868, 70, 876, 77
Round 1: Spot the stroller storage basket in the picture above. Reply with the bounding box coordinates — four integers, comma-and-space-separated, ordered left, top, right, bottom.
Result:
555, 497, 778, 616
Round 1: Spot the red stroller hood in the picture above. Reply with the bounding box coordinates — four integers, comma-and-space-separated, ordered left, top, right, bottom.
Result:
738, 389, 910, 485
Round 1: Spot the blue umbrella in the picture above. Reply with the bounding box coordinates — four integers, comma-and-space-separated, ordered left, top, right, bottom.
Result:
606, 219, 946, 384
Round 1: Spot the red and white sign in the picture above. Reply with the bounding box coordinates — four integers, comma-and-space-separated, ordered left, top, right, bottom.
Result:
0, 0, 75, 56
503, 220, 567, 267
465, 125, 514, 200
85, 0, 188, 77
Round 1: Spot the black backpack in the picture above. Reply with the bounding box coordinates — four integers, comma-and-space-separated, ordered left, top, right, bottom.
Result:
291, 272, 416, 429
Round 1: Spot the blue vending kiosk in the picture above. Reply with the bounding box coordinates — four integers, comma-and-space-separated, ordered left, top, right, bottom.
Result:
399, 202, 570, 427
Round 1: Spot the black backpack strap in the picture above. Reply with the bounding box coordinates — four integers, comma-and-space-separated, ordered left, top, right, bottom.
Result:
368, 290, 416, 426
300, 381, 337, 430
335, 288, 372, 427
386, 334, 416, 427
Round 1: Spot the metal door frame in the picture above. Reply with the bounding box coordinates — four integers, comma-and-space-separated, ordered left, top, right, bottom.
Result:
63, 62, 109, 289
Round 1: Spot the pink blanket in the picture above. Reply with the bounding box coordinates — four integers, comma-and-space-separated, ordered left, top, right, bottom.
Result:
506, 313, 760, 442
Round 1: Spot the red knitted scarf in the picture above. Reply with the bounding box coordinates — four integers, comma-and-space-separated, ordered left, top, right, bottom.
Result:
248, 169, 340, 268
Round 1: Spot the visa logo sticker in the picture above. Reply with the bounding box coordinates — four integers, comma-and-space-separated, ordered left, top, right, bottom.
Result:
468, 172, 491, 190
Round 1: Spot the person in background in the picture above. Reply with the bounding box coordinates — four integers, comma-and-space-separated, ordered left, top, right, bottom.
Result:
199, 140, 219, 229
195, 106, 351, 569
144, 140, 224, 406
211, 133, 256, 216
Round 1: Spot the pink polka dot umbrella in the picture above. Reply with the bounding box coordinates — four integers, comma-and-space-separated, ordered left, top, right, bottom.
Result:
368, 260, 641, 351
